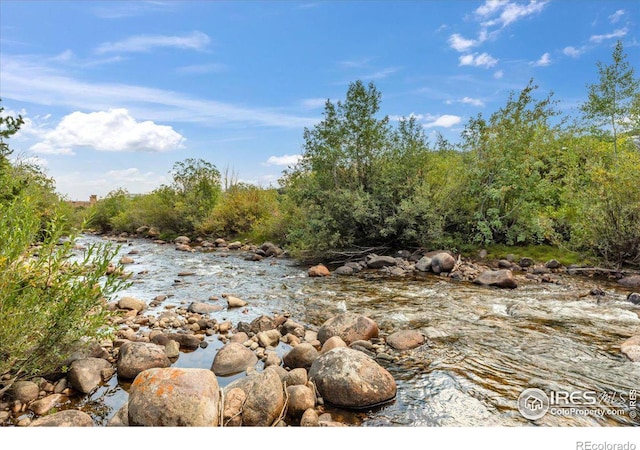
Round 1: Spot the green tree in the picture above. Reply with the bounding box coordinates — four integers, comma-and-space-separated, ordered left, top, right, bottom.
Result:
580, 40, 640, 157
171, 158, 222, 229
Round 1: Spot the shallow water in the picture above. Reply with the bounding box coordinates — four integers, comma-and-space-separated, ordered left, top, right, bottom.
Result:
61, 235, 640, 426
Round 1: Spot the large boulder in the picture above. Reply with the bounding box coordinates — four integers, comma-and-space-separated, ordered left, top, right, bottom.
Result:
286, 385, 316, 419
621, 335, 640, 362
283, 343, 319, 370
211, 342, 258, 376
317, 313, 379, 345
415, 256, 432, 272
627, 293, 640, 305
30, 410, 94, 427
156, 333, 201, 351
118, 296, 146, 312
11, 381, 39, 403
187, 302, 223, 314
308, 348, 396, 409
474, 269, 518, 289
242, 367, 285, 426
618, 275, 640, 288
366, 255, 397, 269
29, 394, 63, 416
223, 387, 246, 427
117, 342, 171, 380
308, 264, 330, 277
128, 368, 220, 426
431, 252, 456, 274
386, 330, 425, 351
174, 236, 191, 245
68, 357, 112, 394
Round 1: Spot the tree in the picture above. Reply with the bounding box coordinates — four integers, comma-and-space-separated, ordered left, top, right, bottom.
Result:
0, 102, 25, 170
580, 40, 640, 157
170, 158, 222, 229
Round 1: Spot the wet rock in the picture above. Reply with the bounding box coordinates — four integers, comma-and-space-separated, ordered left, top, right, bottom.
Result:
118, 296, 146, 312
161, 333, 201, 351
230, 332, 249, 344
590, 287, 606, 296
174, 236, 191, 245
250, 315, 276, 334
228, 241, 242, 250
257, 329, 281, 348
164, 340, 180, 359
618, 275, 640, 288
345, 261, 364, 273
29, 394, 63, 416
308, 348, 397, 409
545, 259, 561, 269
474, 269, 518, 289
281, 319, 306, 338
386, 330, 425, 351
30, 410, 94, 427
186, 302, 222, 315
627, 293, 640, 305
226, 295, 248, 308
308, 264, 330, 277
68, 357, 112, 394
300, 408, 319, 427
11, 381, 39, 403
261, 242, 283, 257
116, 342, 171, 380
175, 243, 193, 252
321, 336, 347, 354
317, 312, 379, 345
283, 343, 319, 370
242, 367, 285, 426
334, 266, 354, 276
264, 351, 282, 368
223, 387, 246, 426
519, 257, 535, 268
365, 255, 397, 269
119, 256, 134, 265
128, 368, 220, 426
621, 335, 640, 362
211, 342, 258, 376
415, 256, 432, 272
286, 385, 316, 418
498, 259, 512, 269
107, 404, 129, 427
431, 253, 455, 274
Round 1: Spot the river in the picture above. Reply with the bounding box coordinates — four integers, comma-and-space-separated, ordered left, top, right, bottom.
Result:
71, 234, 640, 427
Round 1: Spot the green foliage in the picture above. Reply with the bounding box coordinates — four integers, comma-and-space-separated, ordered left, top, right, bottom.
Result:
88, 188, 131, 233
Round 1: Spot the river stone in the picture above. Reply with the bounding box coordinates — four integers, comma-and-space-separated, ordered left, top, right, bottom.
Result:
227, 295, 248, 308
161, 333, 201, 350
334, 266, 354, 276
321, 335, 348, 354
317, 312, 379, 345
107, 404, 129, 427
300, 408, 319, 427
187, 302, 223, 314
28, 394, 63, 416
30, 410, 94, 427
309, 347, 397, 409
415, 256, 432, 272
257, 329, 281, 348
618, 275, 640, 288
474, 269, 518, 289
281, 319, 306, 338
284, 368, 308, 387
118, 296, 146, 312
211, 342, 258, 376
626, 293, 640, 305
283, 343, 319, 370
117, 342, 171, 380
308, 264, 330, 277
68, 357, 112, 394
175, 243, 192, 252
228, 241, 242, 250
242, 367, 285, 426
223, 387, 246, 427
164, 340, 180, 359
386, 330, 425, 351
545, 259, 561, 269
120, 256, 134, 264
128, 368, 220, 426
520, 257, 535, 268
431, 252, 455, 274
366, 255, 397, 269
264, 351, 282, 368
230, 332, 249, 344
250, 315, 276, 333
174, 236, 191, 245
621, 335, 640, 362
261, 242, 283, 257
286, 385, 316, 418
11, 380, 39, 403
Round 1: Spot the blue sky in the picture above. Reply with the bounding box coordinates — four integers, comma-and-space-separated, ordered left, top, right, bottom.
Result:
1, 1, 638, 200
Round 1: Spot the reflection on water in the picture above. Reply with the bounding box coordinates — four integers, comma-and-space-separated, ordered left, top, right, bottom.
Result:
73, 235, 640, 426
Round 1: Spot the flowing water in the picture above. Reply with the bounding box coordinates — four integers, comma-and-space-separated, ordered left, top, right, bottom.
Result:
69, 235, 640, 427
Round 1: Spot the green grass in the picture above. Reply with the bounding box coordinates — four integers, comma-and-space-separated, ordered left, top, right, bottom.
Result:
462, 243, 596, 267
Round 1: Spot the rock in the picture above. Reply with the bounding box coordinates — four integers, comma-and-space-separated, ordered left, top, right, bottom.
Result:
308, 264, 330, 277
223, 388, 246, 427
345, 261, 363, 273
321, 335, 348, 354
286, 385, 316, 418
386, 330, 425, 351
317, 312, 379, 345
230, 332, 249, 344
334, 266, 354, 276
498, 259, 512, 268
147, 227, 160, 238
261, 242, 283, 257
250, 315, 276, 333
281, 319, 306, 338
300, 408, 319, 427
283, 343, 319, 370
264, 351, 282, 368
545, 259, 561, 269
175, 243, 192, 252
118, 296, 146, 312
618, 275, 640, 288
164, 340, 180, 359
117, 342, 171, 380
211, 342, 258, 376
366, 255, 397, 269
28, 394, 63, 416
228, 241, 242, 250
431, 252, 456, 274
474, 269, 518, 289
257, 329, 281, 348
11, 381, 39, 403
284, 368, 308, 387
160, 333, 201, 351
242, 368, 285, 426
627, 293, 640, 305
174, 236, 191, 245
415, 256, 432, 272
128, 368, 220, 426
68, 357, 112, 394
227, 295, 248, 308
119, 256, 134, 265
308, 348, 397, 409
519, 257, 535, 268
107, 405, 129, 427
187, 302, 223, 314
30, 410, 94, 427
621, 335, 640, 362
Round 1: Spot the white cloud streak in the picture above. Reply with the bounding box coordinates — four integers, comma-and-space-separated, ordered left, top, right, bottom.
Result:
532, 52, 551, 67
609, 9, 625, 24
265, 154, 303, 166
590, 28, 628, 43
424, 115, 462, 128
563, 46, 585, 58
477, 0, 548, 28
95, 31, 210, 54
448, 33, 479, 52
459, 52, 499, 68
461, 97, 485, 107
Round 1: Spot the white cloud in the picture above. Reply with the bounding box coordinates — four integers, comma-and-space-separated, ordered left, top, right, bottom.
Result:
30, 108, 185, 155
95, 31, 210, 54
532, 52, 551, 67
389, 113, 426, 122
264, 154, 303, 166
475, 0, 508, 17
563, 46, 585, 58
448, 33, 478, 52
424, 115, 462, 128
478, 0, 549, 28
361, 66, 401, 80
609, 9, 625, 24
461, 97, 485, 107
493, 70, 504, 79
301, 98, 329, 109
590, 28, 628, 43
459, 52, 498, 68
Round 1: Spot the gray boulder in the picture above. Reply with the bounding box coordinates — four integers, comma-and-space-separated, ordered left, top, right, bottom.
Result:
474, 269, 518, 289
317, 312, 379, 345
386, 330, 425, 351
242, 367, 285, 426
117, 342, 171, 380
11, 380, 39, 403
283, 343, 319, 370
415, 256, 432, 272
619, 275, 640, 288
30, 410, 93, 427
366, 255, 397, 269
187, 302, 223, 314
431, 252, 456, 274
68, 357, 112, 394
211, 342, 258, 376
286, 385, 316, 418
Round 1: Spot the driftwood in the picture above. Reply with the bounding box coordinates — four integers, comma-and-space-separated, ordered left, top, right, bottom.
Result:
327, 246, 390, 265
